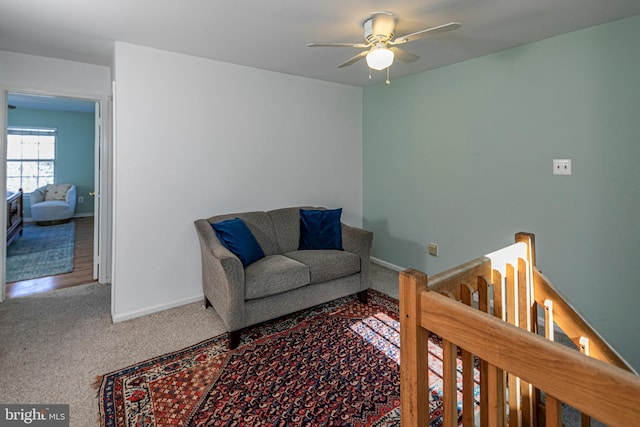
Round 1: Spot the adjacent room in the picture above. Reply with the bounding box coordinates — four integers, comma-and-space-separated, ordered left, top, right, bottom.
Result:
1, 1, 639, 426
5, 93, 97, 297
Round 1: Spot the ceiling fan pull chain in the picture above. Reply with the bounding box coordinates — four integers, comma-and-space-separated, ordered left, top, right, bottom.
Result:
369, 68, 372, 80
386, 67, 391, 85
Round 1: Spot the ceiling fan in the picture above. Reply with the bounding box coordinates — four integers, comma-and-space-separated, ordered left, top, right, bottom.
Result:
308, 11, 460, 81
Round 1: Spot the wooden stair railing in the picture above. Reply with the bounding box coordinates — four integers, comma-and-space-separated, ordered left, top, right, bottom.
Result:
515, 233, 634, 373
534, 268, 634, 373
399, 232, 640, 427
401, 279, 640, 426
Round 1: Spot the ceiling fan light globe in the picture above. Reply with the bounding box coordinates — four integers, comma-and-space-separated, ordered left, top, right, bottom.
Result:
366, 46, 394, 70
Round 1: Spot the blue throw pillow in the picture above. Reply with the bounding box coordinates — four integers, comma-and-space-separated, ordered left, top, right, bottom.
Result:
299, 208, 343, 250
211, 218, 265, 267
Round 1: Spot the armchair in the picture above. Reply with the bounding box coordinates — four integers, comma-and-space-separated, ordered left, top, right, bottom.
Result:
30, 184, 77, 225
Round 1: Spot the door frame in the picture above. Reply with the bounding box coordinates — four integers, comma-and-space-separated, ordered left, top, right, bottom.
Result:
1, 88, 112, 301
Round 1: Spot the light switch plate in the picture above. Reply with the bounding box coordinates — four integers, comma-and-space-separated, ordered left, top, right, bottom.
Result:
553, 159, 572, 175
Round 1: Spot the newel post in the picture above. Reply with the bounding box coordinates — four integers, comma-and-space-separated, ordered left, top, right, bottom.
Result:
515, 232, 536, 267
400, 268, 429, 426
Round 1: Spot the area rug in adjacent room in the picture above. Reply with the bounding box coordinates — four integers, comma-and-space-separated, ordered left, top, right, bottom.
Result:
97, 290, 478, 427
6, 221, 76, 283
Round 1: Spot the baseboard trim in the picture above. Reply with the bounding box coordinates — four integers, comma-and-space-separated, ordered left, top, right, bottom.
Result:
23, 213, 94, 223
112, 259, 402, 323
73, 212, 94, 218
112, 293, 204, 323
371, 257, 405, 272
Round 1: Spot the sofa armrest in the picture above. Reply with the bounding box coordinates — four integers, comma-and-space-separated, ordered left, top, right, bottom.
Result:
65, 185, 77, 212
30, 187, 45, 204
194, 219, 246, 331
341, 224, 374, 289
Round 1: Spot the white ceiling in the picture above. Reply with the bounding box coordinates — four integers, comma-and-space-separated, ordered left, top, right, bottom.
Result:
1, 0, 640, 87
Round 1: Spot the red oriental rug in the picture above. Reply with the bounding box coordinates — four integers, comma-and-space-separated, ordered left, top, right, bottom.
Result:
97, 290, 478, 427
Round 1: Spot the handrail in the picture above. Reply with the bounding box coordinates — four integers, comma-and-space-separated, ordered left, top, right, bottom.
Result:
533, 267, 635, 373
427, 256, 491, 297
515, 232, 634, 373
420, 289, 640, 427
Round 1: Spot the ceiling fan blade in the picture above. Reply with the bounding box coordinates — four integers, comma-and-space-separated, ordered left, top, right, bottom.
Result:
390, 22, 461, 45
389, 47, 420, 63
307, 42, 369, 48
338, 50, 368, 68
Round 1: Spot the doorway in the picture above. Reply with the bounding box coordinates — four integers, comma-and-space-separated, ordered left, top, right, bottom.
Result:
3, 91, 110, 299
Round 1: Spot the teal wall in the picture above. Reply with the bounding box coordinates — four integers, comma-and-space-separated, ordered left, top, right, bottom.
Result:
364, 15, 640, 371
7, 108, 95, 217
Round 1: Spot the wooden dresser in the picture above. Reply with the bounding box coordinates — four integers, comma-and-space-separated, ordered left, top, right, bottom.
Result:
7, 189, 23, 245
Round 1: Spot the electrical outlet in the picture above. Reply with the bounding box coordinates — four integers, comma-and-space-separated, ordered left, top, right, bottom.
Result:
428, 243, 438, 257
78, 196, 84, 203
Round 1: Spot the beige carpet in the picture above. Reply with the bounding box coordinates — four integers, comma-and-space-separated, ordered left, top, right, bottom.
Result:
0, 262, 593, 427
0, 263, 399, 427
0, 281, 224, 426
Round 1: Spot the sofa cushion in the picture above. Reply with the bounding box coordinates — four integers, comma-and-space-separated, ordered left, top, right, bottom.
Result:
245, 255, 310, 300
44, 183, 71, 201
284, 250, 360, 284
299, 208, 343, 250
209, 211, 279, 256
211, 218, 265, 268
268, 206, 315, 253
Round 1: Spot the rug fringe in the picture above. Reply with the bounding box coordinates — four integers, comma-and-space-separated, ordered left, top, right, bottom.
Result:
91, 375, 103, 390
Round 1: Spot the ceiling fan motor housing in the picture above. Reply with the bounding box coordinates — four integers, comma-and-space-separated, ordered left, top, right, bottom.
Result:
364, 12, 395, 44
306, 11, 460, 73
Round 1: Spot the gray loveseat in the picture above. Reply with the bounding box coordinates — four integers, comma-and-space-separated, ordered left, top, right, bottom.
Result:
194, 206, 373, 349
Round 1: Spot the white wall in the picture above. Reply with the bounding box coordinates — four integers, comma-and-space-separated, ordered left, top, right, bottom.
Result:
0, 50, 110, 96
112, 42, 363, 321
0, 51, 111, 297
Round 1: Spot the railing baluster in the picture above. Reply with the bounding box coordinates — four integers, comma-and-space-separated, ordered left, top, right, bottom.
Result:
442, 287, 458, 427
506, 263, 521, 427
579, 336, 591, 427
490, 269, 507, 427
443, 336, 459, 427
543, 297, 558, 425
493, 269, 505, 321
579, 336, 590, 355
461, 283, 475, 426
544, 299, 554, 341
477, 276, 491, 427
518, 258, 534, 427
491, 268, 508, 426
487, 361, 505, 427
545, 394, 563, 427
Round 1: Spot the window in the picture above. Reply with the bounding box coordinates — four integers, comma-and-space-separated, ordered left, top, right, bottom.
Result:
6, 127, 57, 193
